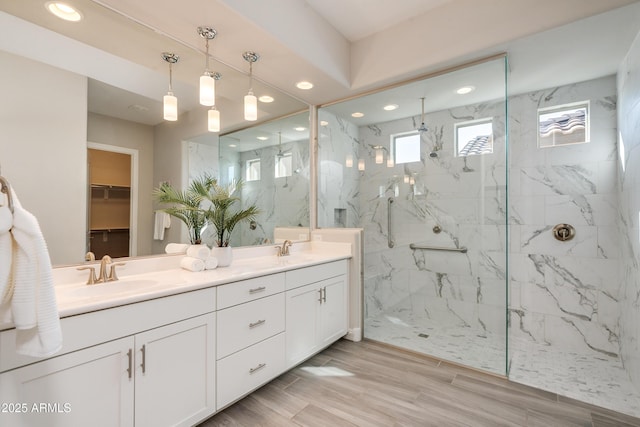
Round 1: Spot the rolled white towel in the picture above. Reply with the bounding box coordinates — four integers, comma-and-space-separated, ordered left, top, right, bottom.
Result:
204, 257, 218, 270
180, 256, 204, 272
165, 243, 189, 254
186, 244, 210, 260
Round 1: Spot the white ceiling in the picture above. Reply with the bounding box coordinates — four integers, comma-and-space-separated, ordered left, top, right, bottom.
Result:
1, 0, 640, 137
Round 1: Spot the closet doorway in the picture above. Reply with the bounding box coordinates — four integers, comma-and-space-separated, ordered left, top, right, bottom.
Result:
87, 143, 139, 259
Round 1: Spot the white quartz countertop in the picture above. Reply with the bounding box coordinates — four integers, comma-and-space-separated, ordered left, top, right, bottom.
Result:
53, 249, 350, 319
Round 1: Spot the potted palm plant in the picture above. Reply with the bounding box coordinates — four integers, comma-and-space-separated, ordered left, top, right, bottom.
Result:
153, 178, 208, 245
153, 174, 259, 266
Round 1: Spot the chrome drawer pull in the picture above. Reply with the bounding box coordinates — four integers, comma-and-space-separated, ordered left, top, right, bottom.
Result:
249, 319, 266, 329
249, 363, 266, 374
249, 286, 266, 294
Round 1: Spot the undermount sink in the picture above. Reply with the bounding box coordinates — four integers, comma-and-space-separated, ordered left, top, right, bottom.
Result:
57, 278, 179, 301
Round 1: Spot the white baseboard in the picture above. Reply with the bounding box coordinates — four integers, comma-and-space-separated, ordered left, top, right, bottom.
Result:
345, 327, 362, 342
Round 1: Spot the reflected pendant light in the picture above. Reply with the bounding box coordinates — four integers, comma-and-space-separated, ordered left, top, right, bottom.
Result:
418, 97, 428, 132
207, 72, 222, 132
162, 52, 179, 121
243, 51, 259, 121
197, 26, 217, 106
208, 107, 220, 132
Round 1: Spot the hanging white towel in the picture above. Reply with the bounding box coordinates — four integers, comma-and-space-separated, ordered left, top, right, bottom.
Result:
153, 211, 171, 240
0, 188, 62, 357
0, 203, 12, 303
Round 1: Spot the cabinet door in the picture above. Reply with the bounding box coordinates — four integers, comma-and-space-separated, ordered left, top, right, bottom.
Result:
134, 313, 216, 427
285, 282, 322, 368
319, 275, 348, 347
0, 337, 134, 427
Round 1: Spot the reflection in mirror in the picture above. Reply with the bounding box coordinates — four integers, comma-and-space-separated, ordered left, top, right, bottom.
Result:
216, 112, 311, 247
0, 0, 308, 266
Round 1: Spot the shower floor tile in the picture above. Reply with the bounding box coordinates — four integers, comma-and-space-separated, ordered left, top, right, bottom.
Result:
365, 311, 640, 418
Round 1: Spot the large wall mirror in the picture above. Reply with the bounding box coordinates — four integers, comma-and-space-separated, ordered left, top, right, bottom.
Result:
0, 0, 309, 266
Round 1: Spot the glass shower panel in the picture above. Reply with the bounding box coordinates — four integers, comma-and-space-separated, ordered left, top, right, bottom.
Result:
318, 57, 508, 375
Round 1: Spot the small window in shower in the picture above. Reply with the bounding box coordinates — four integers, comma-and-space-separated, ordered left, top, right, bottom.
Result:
245, 158, 261, 181
391, 131, 421, 164
455, 118, 493, 157
275, 152, 292, 178
538, 101, 589, 148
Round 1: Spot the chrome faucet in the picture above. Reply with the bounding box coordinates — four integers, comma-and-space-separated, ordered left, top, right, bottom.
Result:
276, 240, 293, 257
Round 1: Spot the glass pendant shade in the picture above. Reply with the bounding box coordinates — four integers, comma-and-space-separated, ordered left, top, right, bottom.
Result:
200, 74, 216, 106
375, 147, 383, 164
208, 108, 220, 132
387, 157, 394, 167
163, 92, 178, 121
244, 91, 257, 121
345, 154, 353, 168
358, 159, 365, 171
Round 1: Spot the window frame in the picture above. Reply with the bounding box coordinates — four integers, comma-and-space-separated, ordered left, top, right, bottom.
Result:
454, 117, 494, 157
537, 100, 590, 148
390, 131, 421, 165
245, 158, 261, 182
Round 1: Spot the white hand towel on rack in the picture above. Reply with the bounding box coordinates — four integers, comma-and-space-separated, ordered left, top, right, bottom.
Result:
153, 211, 171, 240
0, 188, 62, 357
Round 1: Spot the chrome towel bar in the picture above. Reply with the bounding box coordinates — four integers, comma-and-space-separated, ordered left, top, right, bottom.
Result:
409, 243, 468, 253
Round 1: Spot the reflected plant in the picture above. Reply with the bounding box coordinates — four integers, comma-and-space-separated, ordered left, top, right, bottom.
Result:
153, 174, 260, 247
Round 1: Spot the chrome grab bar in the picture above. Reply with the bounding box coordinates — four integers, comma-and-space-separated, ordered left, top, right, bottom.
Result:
387, 197, 394, 248
409, 243, 468, 253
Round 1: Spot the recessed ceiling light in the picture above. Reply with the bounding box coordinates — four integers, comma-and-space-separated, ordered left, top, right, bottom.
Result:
127, 104, 149, 112
383, 104, 398, 111
46, 2, 83, 21
228, 144, 237, 148
351, 112, 364, 118
296, 81, 314, 90
258, 95, 274, 103
456, 86, 475, 95
294, 127, 306, 132
320, 120, 329, 126
257, 136, 268, 141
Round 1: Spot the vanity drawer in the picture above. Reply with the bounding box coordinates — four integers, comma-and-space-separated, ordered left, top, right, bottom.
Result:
216, 332, 285, 409
217, 273, 285, 309
286, 259, 348, 290
216, 293, 285, 359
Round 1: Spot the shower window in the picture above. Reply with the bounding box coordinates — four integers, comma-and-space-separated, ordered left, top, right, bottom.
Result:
245, 158, 261, 181
391, 131, 421, 164
538, 101, 589, 148
455, 118, 494, 156
275, 152, 292, 178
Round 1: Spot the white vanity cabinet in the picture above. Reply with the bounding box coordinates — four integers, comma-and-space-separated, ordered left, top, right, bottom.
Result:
134, 313, 216, 427
215, 273, 286, 409
0, 288, 217, 427
285, 260, 348, 368
0, 337, 134, 427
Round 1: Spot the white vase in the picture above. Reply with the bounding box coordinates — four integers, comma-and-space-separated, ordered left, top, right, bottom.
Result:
211, 246, 233, 267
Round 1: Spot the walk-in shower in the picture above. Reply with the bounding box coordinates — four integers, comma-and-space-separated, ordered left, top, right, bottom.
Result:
317, 55, 640, 417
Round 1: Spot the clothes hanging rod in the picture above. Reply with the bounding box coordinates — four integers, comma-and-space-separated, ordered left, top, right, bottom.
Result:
409, 243, 467, 253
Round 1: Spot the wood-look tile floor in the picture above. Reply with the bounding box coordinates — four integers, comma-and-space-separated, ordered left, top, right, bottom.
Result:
198, 339, 640, 427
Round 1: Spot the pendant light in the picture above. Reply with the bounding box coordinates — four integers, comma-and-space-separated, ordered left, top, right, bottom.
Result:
242, 51, 259, 121
207, 73, 222, 132
418, 97, 428, 132
162, 52, 179, 121
197, 26, 217, 106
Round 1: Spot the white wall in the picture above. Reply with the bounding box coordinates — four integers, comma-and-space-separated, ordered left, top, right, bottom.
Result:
0, 51, 87, 265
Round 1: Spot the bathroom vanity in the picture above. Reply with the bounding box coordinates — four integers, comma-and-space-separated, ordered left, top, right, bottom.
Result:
0, 245, 351, 427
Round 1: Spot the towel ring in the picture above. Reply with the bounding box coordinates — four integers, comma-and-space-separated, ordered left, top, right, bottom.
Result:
0, 176, 14, 214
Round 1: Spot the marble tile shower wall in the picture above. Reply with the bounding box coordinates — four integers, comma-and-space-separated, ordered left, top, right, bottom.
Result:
318, 110, 361, 229
356, 99, 509, 339
508, 76, 621, 359
232, 140, 310, 247
617, 32, 640, 389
